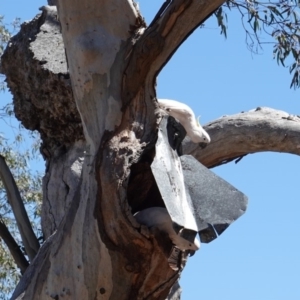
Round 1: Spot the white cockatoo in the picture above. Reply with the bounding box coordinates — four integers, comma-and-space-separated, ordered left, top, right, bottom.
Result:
134, 207, 200, 252
158, 99, 211, 144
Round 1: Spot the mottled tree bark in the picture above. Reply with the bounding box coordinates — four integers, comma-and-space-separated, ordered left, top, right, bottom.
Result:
2, 1, 300, 300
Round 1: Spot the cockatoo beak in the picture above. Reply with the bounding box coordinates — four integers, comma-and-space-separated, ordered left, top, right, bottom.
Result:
158, 99, 211, 145
199, 142, 208, 149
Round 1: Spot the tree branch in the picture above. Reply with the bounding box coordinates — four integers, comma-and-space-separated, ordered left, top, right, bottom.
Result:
123, 0, 226, 102
183, 107, 300, 168
0, 156, 40, 261
56, 1, 141, 150
0, 218, 29, 274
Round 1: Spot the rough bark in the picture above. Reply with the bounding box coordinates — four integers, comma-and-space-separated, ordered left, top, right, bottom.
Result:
1, 1, 299, 300
41, 140, 86, 238
0, 9, 82, 159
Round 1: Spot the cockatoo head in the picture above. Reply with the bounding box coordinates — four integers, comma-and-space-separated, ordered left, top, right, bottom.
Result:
157, 99, 211, 146
195, 116, 210, 147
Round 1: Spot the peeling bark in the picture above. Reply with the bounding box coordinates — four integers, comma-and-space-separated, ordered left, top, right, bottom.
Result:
41, 140, 86, 238
4, 1, 191, 298
2, 0, 299, 300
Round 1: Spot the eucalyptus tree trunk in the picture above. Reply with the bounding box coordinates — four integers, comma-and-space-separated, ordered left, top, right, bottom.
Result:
1, 1, 226, 299
2, 0, 300, 299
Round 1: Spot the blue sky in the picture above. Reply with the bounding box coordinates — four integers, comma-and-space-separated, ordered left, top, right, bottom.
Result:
1, 1, 300, 299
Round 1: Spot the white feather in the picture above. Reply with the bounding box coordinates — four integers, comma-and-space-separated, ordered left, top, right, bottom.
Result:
134, 207, 200, 251
158, 99, 211, 144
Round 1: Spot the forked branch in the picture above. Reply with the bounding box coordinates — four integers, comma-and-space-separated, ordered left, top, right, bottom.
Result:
0, 218, 29, 274
123, 0, 226, 102
0, 156, 40, 261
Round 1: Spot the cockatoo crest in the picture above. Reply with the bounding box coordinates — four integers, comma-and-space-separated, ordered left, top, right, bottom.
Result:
158, 99, 210, 144
196, 115, 201, 127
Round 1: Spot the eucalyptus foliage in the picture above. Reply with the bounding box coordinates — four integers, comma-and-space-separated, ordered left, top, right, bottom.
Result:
0, 0, 300, 298
0, 16, 42, 299
0, 16, 20, 92
0, 130, 42, 299
214, 0, 300, 88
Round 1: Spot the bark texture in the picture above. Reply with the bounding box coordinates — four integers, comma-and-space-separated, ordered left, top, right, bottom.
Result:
1, 8, 82, 159
1, 1, 299, 300
183, 107, 300, 168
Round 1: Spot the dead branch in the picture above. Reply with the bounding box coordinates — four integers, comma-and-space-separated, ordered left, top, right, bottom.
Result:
0, 218, 29, 274
183, 107, 300, 168
0, 156, 40, 261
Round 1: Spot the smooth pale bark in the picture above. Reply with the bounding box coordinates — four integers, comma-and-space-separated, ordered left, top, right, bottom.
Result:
2, 1, 299, 300
183, 107, 300, 167
11, 1, 227, 299
123, 0, 227, 104
0, 156, 40, 261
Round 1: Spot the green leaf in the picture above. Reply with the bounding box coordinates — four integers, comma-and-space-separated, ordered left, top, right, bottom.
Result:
291, 48, 298, 60
253, 18, 259, 32
268, 6, 284, 18
289, 62, 297, 73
